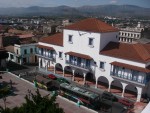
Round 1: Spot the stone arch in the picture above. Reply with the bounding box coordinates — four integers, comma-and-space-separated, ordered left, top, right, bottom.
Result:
64, 66, 73, 78
124, 84, 138, 100
55, 63, 63, 75
110, 80, 123, 95
74, 69, 84, 83
97, 76, 109, 90
86, 72, 96, 86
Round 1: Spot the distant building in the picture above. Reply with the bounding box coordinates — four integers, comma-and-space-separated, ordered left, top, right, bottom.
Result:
0, 36, 8, 71
119, 22, 144, 43
5, 43, 38, 65
42, 25, 56, 34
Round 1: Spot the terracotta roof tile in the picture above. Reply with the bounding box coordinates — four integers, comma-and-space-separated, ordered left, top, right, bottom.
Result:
100, 42, 150, 63
5, 45, 14, 53
18, 34, 34, 39
40, 33, 63, 46
65, 51, 92, 60
37, 45, 54, 50
65, 18, 118, 33
110, 61, 150, 73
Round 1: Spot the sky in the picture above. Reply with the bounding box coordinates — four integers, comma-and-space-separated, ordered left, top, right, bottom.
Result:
0, 0, 149, 8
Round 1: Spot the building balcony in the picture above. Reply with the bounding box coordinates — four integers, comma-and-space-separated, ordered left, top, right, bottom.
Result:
36, 53, 56, 62
110, 71, 145, 87
66, 60, 93, 72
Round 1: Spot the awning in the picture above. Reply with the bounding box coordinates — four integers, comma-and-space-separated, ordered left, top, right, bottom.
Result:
110, 61, 150, 73
37, 45, 54, 50
65, 51, 92, 60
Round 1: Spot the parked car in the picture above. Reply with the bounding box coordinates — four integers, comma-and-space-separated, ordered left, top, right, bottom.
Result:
48, 74, 57, 80
101, 91, 118, 102
57, 78, 70, 84
118, 98, 134, 108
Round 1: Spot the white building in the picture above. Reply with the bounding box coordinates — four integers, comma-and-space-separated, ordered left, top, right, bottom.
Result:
119, 22, 144, 43
6, 43, 38, 65
36, 18, 150, 102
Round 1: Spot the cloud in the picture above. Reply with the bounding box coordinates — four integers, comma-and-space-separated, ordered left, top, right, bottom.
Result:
110, 0, 118, 4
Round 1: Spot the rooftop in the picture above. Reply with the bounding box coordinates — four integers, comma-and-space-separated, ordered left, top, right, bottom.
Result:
40, 33, 63, 46
65, 18, 118, 33
100, 42, 150, 63
60, 83, 99, 99
5, 45, 14, 53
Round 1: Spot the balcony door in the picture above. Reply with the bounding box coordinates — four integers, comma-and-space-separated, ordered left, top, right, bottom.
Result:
69, 56, 74, 63
86, 59, 90, 68
77, 57, 81, 66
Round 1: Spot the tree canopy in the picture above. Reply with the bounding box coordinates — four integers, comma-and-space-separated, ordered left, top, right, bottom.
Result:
0, 89, 64, 113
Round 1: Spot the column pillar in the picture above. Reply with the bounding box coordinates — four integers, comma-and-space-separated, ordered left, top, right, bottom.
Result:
83, 73, 86, 85
45, 60, 48, 71
137, 87, 142, 102
122, 83, 126, 97
63, 68, 65, 77
108, 82, 111, 92
72, 69, 75, 81
95, 78, 98, 88
119, 83, 127, 97
54, 64, 56, 74
38, 58, 41, 68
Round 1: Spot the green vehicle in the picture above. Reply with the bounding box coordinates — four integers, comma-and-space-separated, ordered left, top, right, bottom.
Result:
57, 78, 70, 84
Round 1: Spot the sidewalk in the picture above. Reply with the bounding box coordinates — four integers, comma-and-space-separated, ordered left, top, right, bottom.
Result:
129, 102, 147, 113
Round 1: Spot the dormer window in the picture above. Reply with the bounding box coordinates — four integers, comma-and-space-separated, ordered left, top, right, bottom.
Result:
68, 35, 73, 43
88, 38, 94, 47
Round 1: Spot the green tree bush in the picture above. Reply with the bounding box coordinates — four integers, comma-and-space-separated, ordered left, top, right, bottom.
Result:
0, 89, 64, 113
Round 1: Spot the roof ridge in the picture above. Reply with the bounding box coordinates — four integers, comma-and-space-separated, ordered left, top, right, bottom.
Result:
133, 44, 150, 61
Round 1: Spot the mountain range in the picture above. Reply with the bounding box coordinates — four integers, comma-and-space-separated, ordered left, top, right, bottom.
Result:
0, 5, 150, 17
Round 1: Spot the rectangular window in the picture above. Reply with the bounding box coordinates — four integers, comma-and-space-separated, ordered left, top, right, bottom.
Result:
100, 62, 105, 69
69, 56, 73, 63
59, 52, 62, 58
24, 49, 27, 54
86, 60, 90, 67
35, 48, 37, 53
10, 54, 14, 59
68, 35, 73, 43
30, 48, 33, 54
88, 38, 94, 46
17, 49, 18, 54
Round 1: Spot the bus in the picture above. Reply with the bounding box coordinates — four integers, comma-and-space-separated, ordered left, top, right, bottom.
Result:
59, 83, 101, 110
34, 75, 52, 90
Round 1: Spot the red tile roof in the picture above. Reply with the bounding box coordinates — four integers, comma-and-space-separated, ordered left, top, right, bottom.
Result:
100, 42, 150, 63
40, 33, 63, 46
5, 45, 14, 53
37, 45, 54, 50
65, 18, 118, 33
65, 51, 92, 60
18, 34, 34, 39
110, 61, 150, 73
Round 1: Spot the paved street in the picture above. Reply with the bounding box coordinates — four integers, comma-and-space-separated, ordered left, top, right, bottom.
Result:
0, 73, 96, 113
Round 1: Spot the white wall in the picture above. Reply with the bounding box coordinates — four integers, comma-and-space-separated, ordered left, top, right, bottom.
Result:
100, 32, 118, 51
94, 54, 147, 83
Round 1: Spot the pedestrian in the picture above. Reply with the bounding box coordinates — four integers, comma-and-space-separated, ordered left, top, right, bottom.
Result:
34, 79, 37, 88
76, 100, 80, 107
19, 74, 21, 78
10, 79, 12, 89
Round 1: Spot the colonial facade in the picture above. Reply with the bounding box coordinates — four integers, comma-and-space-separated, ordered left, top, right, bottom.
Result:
119, 22, 144, 43
37, 18, 150, 102
6, 43, 38, 65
